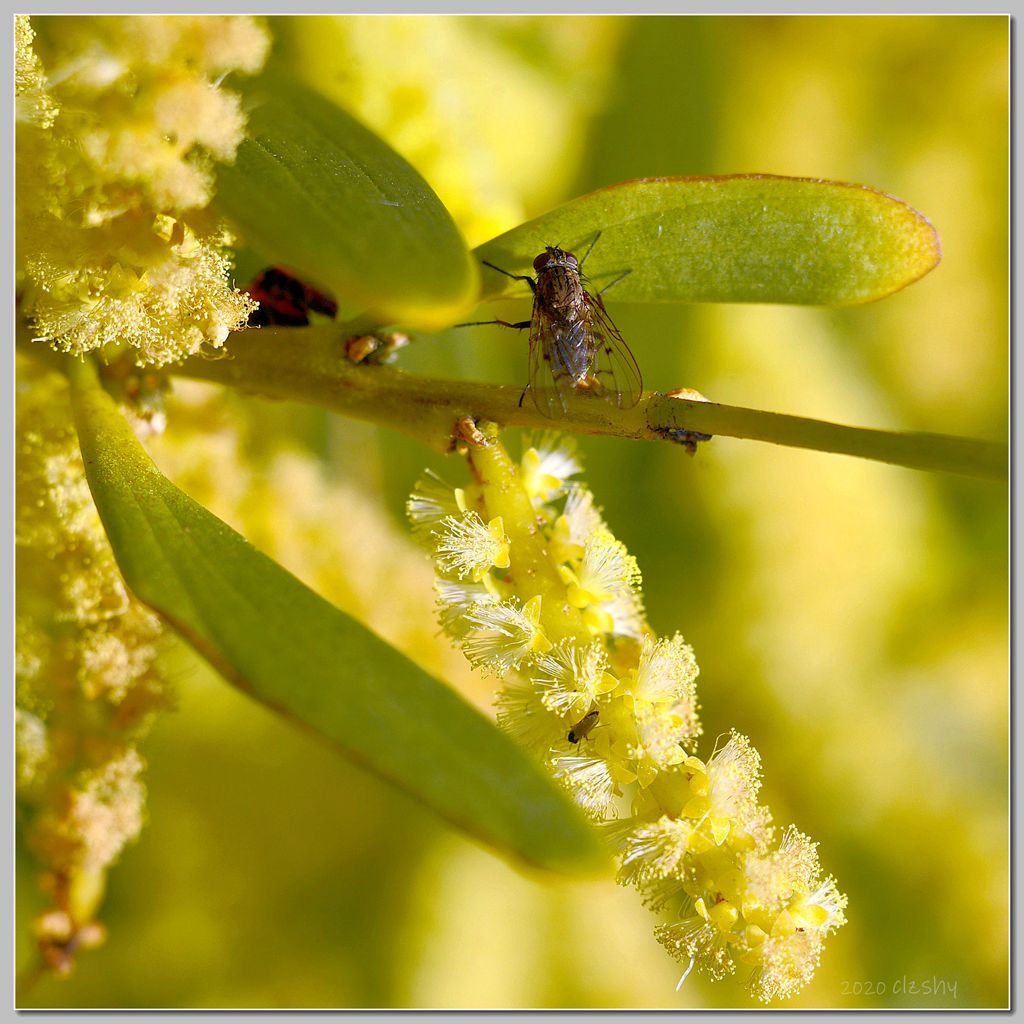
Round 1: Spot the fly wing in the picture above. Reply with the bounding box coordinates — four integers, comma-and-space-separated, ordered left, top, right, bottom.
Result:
584, 293, 643, 409
525, 305, 584, 418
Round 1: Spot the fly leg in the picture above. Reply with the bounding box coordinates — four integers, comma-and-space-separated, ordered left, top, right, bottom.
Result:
578, 232, 631, 295
455, 259, 536, 329
598, 268, 632, 296
453, 319, 531, 329
578, 231, 602, 269
481, 260, 537, 294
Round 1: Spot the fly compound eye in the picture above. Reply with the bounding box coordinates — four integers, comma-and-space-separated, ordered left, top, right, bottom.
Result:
533, 252, 551, 272
562, 251, 578, 266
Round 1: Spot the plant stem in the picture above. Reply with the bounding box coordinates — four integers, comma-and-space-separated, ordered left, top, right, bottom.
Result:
170, 324, 1006, 480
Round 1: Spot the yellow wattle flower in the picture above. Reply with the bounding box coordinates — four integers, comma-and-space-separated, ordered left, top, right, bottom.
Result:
407, 425, 847, 1001
17, 15, 269, 366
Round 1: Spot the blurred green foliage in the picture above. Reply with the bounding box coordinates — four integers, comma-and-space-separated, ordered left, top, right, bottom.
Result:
19, 15, 1007, 1009
214, 69, 478, 328
68, 357, 607, 877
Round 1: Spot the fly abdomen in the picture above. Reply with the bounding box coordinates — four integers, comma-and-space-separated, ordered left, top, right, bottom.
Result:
549, 320, 596, 383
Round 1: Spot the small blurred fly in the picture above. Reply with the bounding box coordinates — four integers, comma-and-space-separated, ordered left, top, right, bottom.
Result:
459, 233, 643, 417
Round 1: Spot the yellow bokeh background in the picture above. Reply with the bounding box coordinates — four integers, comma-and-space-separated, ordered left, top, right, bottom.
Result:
17, 15, 1008, 1009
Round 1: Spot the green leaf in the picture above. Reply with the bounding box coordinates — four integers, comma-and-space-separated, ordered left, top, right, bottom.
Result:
474, 175, 941, 306
214, 67, 477, 328
67, 358, 607, 876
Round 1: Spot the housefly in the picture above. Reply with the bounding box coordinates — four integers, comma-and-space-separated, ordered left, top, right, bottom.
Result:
459, 233, 643, 417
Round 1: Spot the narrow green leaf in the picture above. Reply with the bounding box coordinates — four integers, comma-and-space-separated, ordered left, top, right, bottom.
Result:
214, 68, 477, 328
474, 175, 940, 306
67, 358, 607, 876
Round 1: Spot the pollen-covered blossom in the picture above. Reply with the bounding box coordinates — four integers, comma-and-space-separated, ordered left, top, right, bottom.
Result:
460, 595, 551, 675
16, 16, 57, 128
531, 639, 615, 719
631, 634, 700, 709
406, 470, 467, 539
520, 433, 583, 507
562, 528, 645, 636
16, 358, 171, 974
16, 15, 268, 365
433, 511, 511, 582
408, 423, 847, 1001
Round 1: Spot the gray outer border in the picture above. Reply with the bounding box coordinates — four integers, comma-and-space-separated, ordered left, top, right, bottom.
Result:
7, 8, 1017, 1024
5, 3, 1021, 13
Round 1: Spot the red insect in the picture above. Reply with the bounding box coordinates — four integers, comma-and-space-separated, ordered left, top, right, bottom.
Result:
244, 267, 337, 327
460, 233, 643, 417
